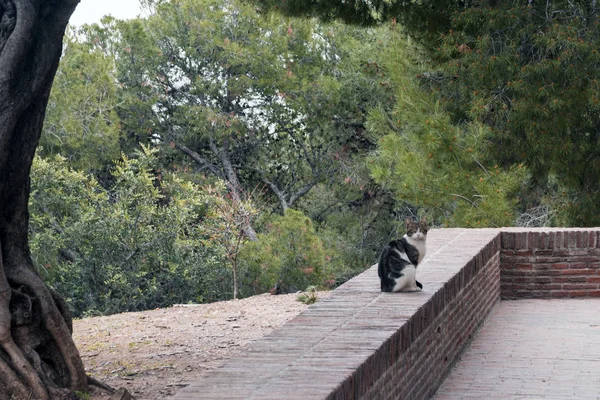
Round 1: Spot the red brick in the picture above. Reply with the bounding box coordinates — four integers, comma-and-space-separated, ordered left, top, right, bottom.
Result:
554, 276, 587, 283
568, 290, 589, 297
561, 283, 599, 290
515, 233, 529, 250
532, 276, 552, 283
176, 228, 600, 400
538, 284, 561, 290
572, 256, 600, 263
548, 269, 567, 276
502, 269, 533, 276
555, 231, 565, 248
536, 255, 568, 263
560, 268, 594, 275
540, 232, 551, 249
567, 231, 579, 248
502, 262, 516, 270
548, 231, 557, 249
516, 264, 533, 270
504, 283, 529, 291
511, 276, 532, 283
515, 250, 534, 257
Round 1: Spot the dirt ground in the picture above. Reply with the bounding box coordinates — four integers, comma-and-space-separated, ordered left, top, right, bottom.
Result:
73, 292, 329, 399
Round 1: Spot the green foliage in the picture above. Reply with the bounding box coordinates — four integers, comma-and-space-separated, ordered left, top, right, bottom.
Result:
29, 147, 229, 316
197, 182, 259, 299
261, 1, 600, 227
34, 1, 400, 316
114, 0, 290, 152
296, 285, 319, 305
366, 30, 527, 227
73, 391, 90, 400
252, 0, 460, 41
297, 179, 400, 287
108, 0, 392, 216
40, 0, 569, 318
423, 2, 600, 226
41, 30, 121, 172
239, 209, 326, 294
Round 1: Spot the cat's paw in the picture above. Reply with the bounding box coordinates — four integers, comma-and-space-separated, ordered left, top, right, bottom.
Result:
400, 286, 422, 292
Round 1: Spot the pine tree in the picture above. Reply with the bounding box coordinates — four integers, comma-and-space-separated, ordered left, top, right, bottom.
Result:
428, 1, 600, 226
367, 29, 526, 227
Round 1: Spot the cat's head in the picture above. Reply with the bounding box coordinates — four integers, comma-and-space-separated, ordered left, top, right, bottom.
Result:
405, 217, 428, 241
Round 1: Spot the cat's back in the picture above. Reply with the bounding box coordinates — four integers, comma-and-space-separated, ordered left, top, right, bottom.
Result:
379, 239, 407, 262
378, 239, 412, 271
394, 236, 420, 266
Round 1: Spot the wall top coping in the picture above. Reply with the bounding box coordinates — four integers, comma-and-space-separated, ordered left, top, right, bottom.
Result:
442, 227, 600, 232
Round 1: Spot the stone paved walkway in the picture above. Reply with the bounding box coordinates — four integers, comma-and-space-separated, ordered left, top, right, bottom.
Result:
433, 299, 600, 400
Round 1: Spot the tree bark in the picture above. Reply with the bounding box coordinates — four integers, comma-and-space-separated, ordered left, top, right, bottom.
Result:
209, 138, 258, 241
168, 137, 258, 241
0, 0, 87, 398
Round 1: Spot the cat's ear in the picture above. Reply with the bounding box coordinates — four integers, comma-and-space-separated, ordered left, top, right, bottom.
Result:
405, 218, 411, 226
420, 216, 427, 224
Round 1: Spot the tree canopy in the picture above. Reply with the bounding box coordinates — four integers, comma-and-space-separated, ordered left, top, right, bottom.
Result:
264, 0, 600, 226
427, 1, 600, 226
40, 30, 121, 173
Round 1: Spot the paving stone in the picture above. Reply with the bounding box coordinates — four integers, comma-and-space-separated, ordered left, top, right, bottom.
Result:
433, 299, 600, 400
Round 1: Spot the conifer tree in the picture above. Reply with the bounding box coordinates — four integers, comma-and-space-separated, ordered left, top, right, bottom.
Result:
428, 1, 600, 225
263, 0, 600, 226
367, 31, 527, 227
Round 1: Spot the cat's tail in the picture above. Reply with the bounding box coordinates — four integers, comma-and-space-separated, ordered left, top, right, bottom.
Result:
377, 246, 388, 279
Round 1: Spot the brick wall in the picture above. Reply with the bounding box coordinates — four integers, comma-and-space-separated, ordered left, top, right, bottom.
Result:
359, 237, 500, 400
174, 228, 600, 400
501, 230, 600, 299
174, 229, 503, 400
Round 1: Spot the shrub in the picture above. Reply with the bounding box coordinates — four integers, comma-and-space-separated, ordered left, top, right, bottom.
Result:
239, 209, 325, 295
29, 146, 229, 316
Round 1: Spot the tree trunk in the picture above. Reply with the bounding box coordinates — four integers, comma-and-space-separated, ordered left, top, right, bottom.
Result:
0, 0, 88, 398
210, 138, 258, 241
232, 260, 238, 300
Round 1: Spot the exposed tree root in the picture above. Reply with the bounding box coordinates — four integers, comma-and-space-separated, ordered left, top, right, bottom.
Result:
9, 264, 88, 391
0, 343, 31, 399
1, 248, 46, 398
1, 335, 49, 399
88, 375, 117, 394
0, 241, 88, 398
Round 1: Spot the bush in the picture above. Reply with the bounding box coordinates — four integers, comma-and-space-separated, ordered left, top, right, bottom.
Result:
239, 209, 325, 295
29, 146, 230, 316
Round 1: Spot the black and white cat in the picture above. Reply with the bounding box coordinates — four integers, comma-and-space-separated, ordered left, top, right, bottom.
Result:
378, 217, 428, 292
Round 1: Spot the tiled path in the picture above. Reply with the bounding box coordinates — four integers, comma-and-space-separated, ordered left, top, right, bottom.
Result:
433, 299, 600, 400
